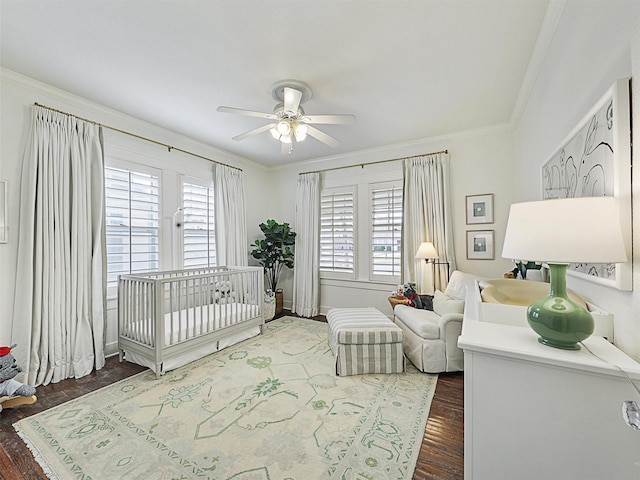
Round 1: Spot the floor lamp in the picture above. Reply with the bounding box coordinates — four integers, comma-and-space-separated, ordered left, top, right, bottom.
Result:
415, 242, 450, 290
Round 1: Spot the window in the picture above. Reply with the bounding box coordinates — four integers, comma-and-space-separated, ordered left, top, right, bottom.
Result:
182, 180, 216, 268
105, 166, 160, 287
320, 187, 355, 276
370, 181, 403, 279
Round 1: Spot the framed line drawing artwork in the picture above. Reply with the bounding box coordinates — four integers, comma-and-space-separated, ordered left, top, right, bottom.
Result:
540, 78, 632, 291
466, 230, 494, 260
466, 193, 493, 225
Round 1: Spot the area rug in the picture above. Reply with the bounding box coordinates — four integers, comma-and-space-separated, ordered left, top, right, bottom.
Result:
14, 317, 437, 479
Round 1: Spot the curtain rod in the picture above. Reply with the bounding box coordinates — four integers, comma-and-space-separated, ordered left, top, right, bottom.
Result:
299, 149, 448, 175
33, 102, 242, 172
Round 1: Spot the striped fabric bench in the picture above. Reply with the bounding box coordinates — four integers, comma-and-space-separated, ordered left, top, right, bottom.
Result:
326, 307, 405, 376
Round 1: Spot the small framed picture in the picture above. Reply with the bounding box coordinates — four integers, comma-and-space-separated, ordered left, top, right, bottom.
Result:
467, 230, 494, 260
466, 193, 494, 224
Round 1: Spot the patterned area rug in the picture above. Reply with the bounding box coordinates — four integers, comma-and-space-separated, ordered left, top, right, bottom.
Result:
14, 317, 437, 479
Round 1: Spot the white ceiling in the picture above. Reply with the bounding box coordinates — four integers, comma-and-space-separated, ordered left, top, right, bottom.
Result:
0, 0, 550, 167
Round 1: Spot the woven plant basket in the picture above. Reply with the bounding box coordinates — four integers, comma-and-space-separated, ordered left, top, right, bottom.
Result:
263, 301, 276, 321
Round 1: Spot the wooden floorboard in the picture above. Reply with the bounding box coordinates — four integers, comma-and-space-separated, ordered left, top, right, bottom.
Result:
0, 311, 464, 479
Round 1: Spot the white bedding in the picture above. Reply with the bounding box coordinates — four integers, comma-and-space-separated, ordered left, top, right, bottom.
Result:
121, 301, 261, 375
122, 302, 260, 347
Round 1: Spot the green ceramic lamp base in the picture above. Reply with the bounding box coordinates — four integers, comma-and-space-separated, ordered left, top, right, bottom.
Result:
526, 263, 594, 350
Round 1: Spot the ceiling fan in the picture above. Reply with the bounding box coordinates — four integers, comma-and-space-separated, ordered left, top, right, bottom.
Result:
217, 80, 356, 154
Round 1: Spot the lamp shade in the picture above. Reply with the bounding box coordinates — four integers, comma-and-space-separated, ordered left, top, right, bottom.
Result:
415, 242, 439, 260
502, 197, 628, 264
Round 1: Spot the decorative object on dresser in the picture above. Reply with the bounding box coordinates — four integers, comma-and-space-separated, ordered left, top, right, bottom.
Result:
502, 197, 628, 350
392, 270, 481, 373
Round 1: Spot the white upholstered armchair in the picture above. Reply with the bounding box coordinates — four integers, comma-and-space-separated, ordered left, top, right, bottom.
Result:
392, 271, 480, 373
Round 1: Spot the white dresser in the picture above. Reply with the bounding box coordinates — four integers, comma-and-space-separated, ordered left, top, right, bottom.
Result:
458, 282, 640, 480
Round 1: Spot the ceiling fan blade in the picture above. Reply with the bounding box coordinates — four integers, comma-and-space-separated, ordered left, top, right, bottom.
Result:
306, 125, 341, 148
217, 106, 278, 120
283, 87, 302, 115
232, 123, 276, 141
303, 114, 357, 125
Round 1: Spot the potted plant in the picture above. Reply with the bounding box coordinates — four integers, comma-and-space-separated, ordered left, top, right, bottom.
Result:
250, 219, 296, 314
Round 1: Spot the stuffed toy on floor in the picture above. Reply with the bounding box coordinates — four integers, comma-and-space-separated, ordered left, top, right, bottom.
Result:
0, 344, 37, 412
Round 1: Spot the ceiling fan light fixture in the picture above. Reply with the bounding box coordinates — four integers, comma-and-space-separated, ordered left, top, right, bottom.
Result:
277, 120, 291, 136
218, 80, 355, 153
280, 133, 292, 144
293, 123, 308, 142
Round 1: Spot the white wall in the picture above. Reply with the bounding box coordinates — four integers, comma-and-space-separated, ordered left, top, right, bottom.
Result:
0, 69, 271, 355
270, 126, 516, 317
514, 0, 640, 360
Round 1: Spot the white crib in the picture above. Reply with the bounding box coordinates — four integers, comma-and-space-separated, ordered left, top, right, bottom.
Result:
118, 266, 264, 378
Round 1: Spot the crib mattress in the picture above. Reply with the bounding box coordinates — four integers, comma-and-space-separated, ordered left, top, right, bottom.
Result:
121, 302, 260, 347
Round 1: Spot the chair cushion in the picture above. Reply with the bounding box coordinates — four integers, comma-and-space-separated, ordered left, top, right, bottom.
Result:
394, 305, 440, 340
433, 290, 465, 316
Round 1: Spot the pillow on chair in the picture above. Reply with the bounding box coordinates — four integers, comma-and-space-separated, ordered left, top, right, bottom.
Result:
444, 270, 483, 300
418, 294, 434, 311
433, 290, 465, 316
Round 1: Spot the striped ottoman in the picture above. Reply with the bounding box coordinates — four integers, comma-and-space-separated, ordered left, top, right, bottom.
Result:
327, 307, 405, 376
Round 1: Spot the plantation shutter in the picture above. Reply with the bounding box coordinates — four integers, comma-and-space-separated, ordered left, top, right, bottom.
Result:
182, 182, 216, 268
320, 188, 355, 274
105, 166, 160, 287
371, 182, 402, 278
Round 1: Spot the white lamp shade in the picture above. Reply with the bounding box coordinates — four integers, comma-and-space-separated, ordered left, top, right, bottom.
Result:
293, 123, 308, 141
277, 120, 291, 135
502, 197, 628, 264
415, 241, 439, 260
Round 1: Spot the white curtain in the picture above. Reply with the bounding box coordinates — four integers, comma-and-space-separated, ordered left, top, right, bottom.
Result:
292, 172, 320, 317
12, 106, 106, 386
402, 152, 456, 293
214, 164, 248, 266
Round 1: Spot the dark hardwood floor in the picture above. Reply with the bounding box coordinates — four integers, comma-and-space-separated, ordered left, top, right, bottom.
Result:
0, 311, 464, 479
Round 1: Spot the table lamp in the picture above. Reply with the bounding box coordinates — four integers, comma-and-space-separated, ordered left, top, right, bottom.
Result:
501, 197, 628, 350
